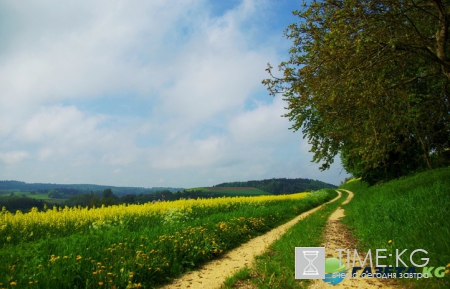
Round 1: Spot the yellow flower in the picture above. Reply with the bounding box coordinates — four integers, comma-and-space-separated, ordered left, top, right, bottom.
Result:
445, 269, 450, 275
447, 263, 450, 268
10, 281, 17, 286
388, 240, 393, 244
98, 281, 104, 286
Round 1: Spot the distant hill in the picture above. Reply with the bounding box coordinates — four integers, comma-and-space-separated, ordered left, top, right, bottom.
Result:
0, 180, 183, 197
213, 178, 336, 195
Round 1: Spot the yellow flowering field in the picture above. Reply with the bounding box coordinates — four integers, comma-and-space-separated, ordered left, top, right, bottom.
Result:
1, 193, 309, 245
0, 190, 334, 288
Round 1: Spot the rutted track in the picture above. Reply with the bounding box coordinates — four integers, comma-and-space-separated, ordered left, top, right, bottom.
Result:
309, 189, 403, 289
161, 192, 342, 289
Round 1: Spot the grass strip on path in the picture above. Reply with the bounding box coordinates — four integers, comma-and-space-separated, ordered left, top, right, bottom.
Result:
222, 189, 348, 289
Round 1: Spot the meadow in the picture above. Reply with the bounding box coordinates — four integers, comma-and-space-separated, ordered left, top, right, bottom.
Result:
224, 167, 450, 289
0, 190, 334, 288
340, 167, 450, 288
185, 187, 269, 196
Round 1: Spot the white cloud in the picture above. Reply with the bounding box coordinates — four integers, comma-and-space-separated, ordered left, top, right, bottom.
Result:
0, 0, 350, 187
0, 151, 29, 165
228, 97, 289, 144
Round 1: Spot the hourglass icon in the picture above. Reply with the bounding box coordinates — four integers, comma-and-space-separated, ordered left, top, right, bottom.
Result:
303, 251, 319, 275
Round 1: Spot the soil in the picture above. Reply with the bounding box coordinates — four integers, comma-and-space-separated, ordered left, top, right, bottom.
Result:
308, 189, 403, 289
161, 190, 404, 289
160, 192, 342, 289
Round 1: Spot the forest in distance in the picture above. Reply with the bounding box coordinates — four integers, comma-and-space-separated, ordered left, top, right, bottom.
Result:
0, 177, 336, 212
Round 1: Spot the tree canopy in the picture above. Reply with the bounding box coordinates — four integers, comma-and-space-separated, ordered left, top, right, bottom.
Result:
264, 0, 450, 183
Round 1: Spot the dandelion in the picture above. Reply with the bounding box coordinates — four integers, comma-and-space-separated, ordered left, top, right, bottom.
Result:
388, 240, 393, 244
98, 281, 104, 286
447, 263, 450, 268
76, 255, 82, 261
445, 269, 449, 275
10, 281, 17, 286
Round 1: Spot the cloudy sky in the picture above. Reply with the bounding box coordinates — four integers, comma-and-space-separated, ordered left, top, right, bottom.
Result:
0, 0, 349, 188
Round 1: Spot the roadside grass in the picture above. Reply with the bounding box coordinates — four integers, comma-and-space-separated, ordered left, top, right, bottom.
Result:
222, 189, 344, 289
340, 167, 450, 289
0, 191, 333, 288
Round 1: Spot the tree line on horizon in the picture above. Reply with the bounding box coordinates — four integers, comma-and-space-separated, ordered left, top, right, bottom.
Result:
214, 178, 337, 194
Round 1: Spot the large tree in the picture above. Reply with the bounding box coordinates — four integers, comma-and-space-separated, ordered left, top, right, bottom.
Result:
264, 0, 450, 182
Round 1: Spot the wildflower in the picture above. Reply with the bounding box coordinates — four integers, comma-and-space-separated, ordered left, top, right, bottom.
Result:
76, 255, 82, 261
445, 269, 449, 275
98, 281, 104, 286
447, 263, 450, 268
388, 240, 393, 245
10, 281, 17, 286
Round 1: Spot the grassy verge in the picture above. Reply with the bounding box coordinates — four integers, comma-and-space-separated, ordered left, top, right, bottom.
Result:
340, 167, 450, 289
222, 189, 345, 289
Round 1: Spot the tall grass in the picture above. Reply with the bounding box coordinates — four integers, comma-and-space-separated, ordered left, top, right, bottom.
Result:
340, 167, 450, 288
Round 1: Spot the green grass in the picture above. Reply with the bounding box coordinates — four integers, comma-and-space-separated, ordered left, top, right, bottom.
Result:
0, 191, 49, 199
222, 189, 343, 289
0, 191, 334, 288
187, 187, 271, 196
340, 167, 450, 289
0, 191, 67, 204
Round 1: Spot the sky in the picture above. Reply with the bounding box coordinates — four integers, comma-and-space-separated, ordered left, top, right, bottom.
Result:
0, 0, 350, 188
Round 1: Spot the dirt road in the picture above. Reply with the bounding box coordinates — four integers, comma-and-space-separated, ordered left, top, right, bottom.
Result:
161, 192, 342, 289
308, 189, 402, 289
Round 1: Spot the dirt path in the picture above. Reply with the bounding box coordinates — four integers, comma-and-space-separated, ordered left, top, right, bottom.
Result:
161, 192, 342, 289
309, 189, 403, 289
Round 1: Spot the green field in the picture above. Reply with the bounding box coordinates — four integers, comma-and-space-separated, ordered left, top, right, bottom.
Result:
0, 191, 49, 199
225, 168, 450, 288
187, 187, 271, 196
0, 191, 334, 288
340, 167, 450, 288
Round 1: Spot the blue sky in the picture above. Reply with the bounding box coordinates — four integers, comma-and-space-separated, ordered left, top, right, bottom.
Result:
0, 0, 349, 188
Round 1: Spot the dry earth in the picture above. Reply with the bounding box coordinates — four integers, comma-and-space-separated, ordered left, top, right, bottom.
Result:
160, 192, 342, 289
308, 189, 404, 289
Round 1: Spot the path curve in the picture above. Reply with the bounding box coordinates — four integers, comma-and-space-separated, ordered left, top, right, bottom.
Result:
161, 191, 343, 289
309, 189, 403, 289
